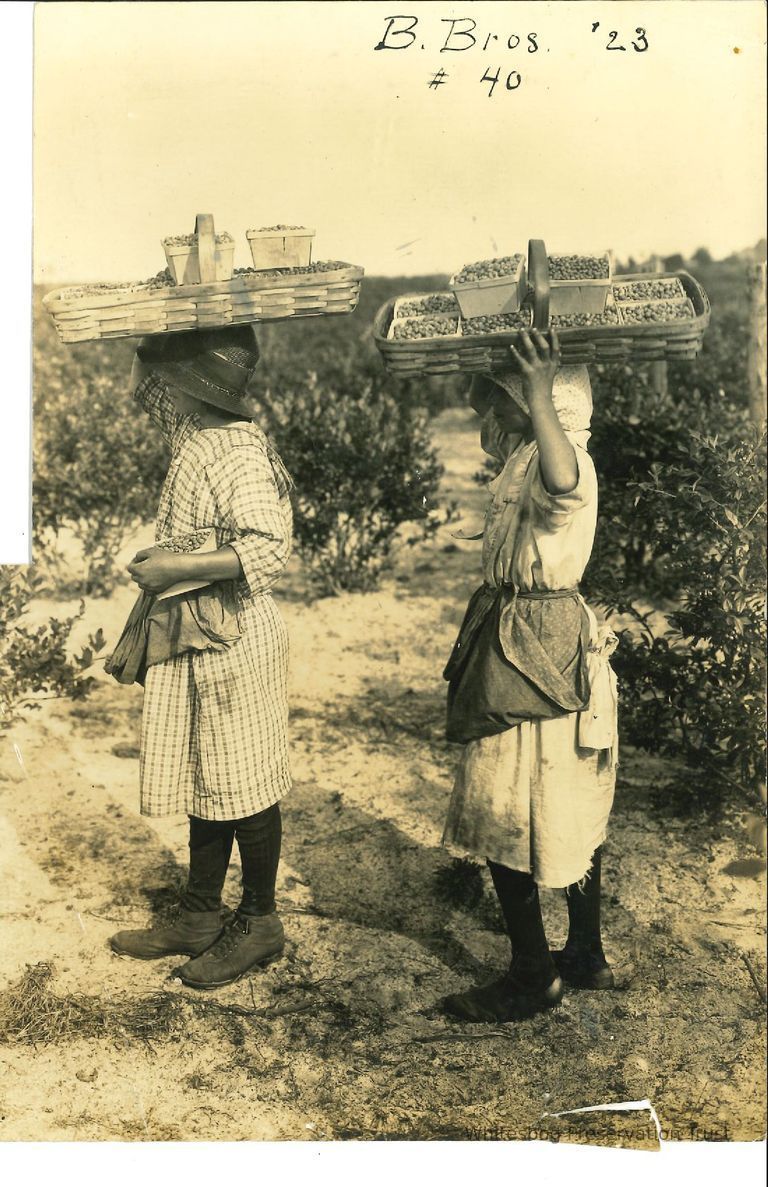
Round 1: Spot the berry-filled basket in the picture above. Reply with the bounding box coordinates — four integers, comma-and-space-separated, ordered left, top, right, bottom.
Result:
43, 214, 364, 344
373, 240, 710, 376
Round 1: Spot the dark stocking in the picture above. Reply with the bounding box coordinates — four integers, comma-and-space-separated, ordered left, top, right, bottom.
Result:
563, 846, 605, 959
235, 803, 282, 916
487, 861, 558, 988
441, 861, 562, 1022
181, 816, 236, 912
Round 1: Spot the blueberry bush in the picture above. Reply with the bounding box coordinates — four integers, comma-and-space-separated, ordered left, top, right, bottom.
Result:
582, 260, 766, 801
0, 564, 104, 731
257, 366, 447, 594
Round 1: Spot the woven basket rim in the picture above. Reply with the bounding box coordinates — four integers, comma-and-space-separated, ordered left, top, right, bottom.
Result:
43, 263, 363, 311
374, 271, 709, 351
373, 271, 710, 373
44, 268, 363, 343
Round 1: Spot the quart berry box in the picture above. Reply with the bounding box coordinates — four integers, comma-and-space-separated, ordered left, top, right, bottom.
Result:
548, 252, 613, 315
386, 313, 461, 341
612, 277, 687, 304
392, 293, 461, 320
449, 255, 527, 319
246, 226, 315, 271
162, 229, 235, 285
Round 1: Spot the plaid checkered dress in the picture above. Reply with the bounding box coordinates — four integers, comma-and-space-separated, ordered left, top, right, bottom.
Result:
134, 375, 293, 820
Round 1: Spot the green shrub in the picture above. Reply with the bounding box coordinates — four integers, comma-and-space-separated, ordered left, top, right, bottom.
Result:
34, 372, 169, 594
33, 294, 168, 594
585, 269, 765, 800
259, 368, 447, 594
0, 566, 104, 730
598, 423, 766, 800
586, 303, 751, 602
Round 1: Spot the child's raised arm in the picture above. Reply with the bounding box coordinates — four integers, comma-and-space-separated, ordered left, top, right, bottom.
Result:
508, 329, 578, 496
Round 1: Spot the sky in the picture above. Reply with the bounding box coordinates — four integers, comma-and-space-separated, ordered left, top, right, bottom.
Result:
33, 0, 767, 284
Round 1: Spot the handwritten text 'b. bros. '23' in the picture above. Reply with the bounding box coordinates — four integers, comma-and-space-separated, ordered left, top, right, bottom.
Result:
374, 16, 649, 95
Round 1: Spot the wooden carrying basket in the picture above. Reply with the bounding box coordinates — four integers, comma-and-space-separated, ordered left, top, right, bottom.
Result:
373, 240, 711, 376
43, 214, 363, 344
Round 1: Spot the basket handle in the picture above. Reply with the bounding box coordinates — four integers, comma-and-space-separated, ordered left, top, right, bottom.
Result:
195, 214, 217, 284
528, 239, 550, 330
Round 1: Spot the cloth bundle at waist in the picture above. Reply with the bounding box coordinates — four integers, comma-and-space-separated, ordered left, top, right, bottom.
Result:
443, 584, 591, 744
104, 542, 242, 687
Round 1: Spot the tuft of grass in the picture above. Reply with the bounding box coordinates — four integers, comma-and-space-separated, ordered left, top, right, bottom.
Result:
0, 962, 336, 1050
433, 857, 486, 910
432, 858, 506, 933
0, 962, 188, 1046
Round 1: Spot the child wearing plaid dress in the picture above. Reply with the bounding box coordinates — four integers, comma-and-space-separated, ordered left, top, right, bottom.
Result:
108, 325, 294, 990
440, 329, 619, 1023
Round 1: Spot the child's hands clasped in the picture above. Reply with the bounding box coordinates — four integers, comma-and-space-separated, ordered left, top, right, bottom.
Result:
128, 546, 182, 594
508, 329, 562, 401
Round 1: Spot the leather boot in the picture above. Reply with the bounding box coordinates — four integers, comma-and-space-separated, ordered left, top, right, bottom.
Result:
552, 946, 615, 990
442, 969, 564, 1024
173, 911, 284, 989
109, 906, 231, 960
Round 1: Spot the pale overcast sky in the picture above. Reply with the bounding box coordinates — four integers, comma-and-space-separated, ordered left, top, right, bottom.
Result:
32, 0, 767, 282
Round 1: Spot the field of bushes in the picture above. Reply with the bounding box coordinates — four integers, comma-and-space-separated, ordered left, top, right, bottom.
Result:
0, 253, 764, 1143
23, 255, 768, 805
